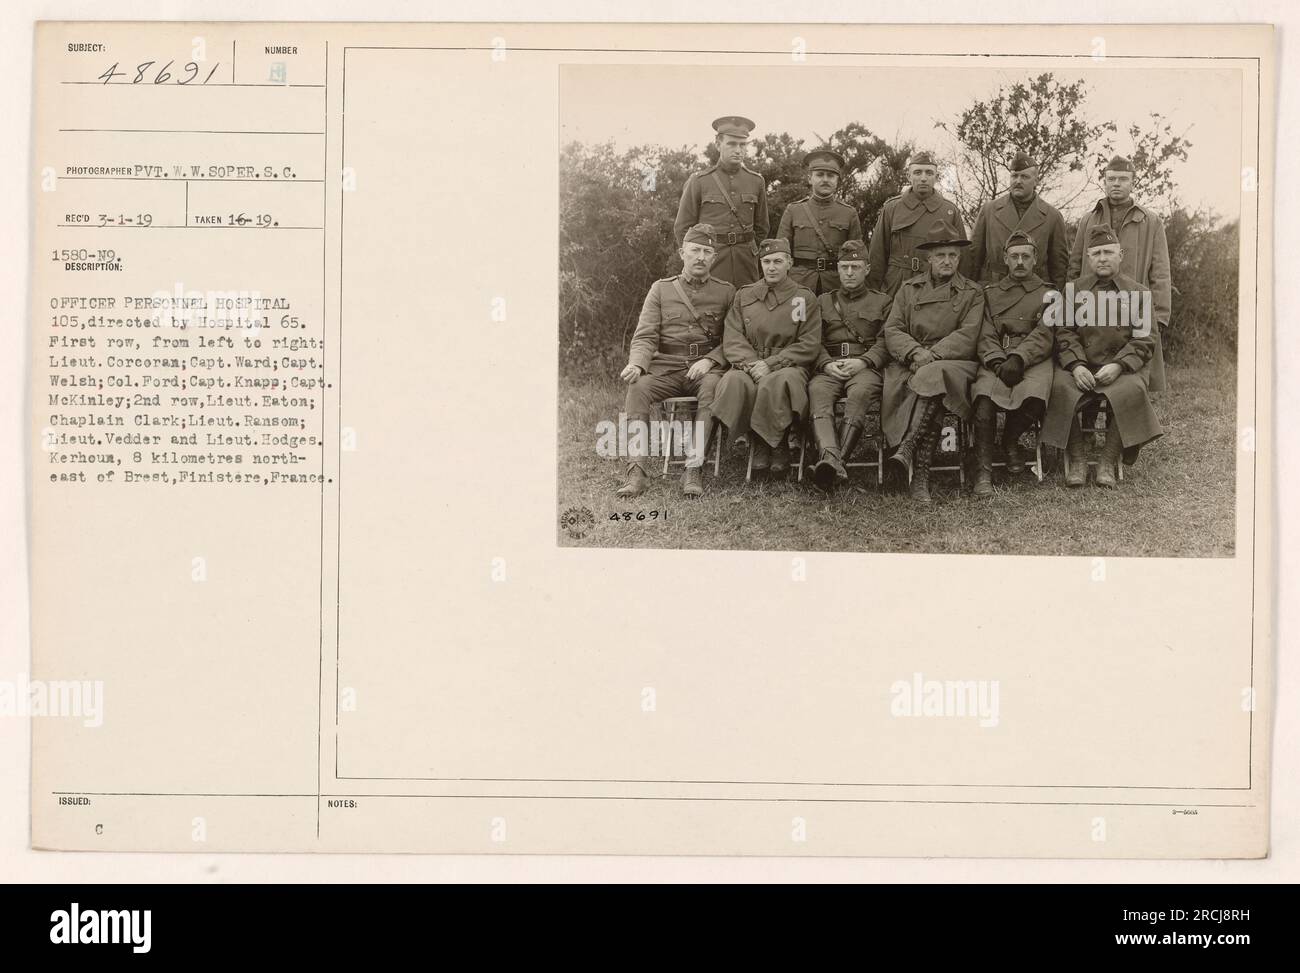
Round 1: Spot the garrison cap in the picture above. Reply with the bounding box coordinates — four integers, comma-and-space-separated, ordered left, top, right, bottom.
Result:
837, 239, 868, 263
758, 238, 791, 257
1103, 155, 1135, 174
712, 115, 756, 139
1086, 225, 1121, 249
908, 150, 938, 168
1004, 229, 1037, 251
916, 220, 970, 250
1009, 150, 1037, 172
804, 148, 846, 174
682, 223, 717, 247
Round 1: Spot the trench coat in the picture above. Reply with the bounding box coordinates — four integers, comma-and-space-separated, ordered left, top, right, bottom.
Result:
1040, 271, 1164, 454
866, 190, 967, 297
970, 273, 1056, 411
880, 271, 984, 446
713, 276, 822, 447
964, 193, 1069, 291
1069, 197, 1170, 391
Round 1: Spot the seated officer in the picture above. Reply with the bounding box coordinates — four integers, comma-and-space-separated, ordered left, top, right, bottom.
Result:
616, 223, 735, 498
881, 221, 984, 503
1041, 225, 1163, 487
713, 238, 822, 478
970, 230, 1056, 498
807, 239, 892, 490
778, 148, 863, 296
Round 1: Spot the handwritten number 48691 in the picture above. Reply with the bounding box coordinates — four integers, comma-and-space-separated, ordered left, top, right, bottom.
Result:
98, 61, 222, 85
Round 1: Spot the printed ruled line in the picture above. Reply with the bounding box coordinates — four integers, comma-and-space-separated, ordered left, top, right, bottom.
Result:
59, 127, 323, 135
60, 81, 325, 87
56, 224, 325, 230
47, 791, 1258, 809
61, 176, 325, 182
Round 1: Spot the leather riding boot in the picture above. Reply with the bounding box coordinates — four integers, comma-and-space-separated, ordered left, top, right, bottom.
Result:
1095, 424, 1123, 487
909, 409, 942, 503
812, 415, 838, 456
811, 415, 846, 489
1001, 408, 1029, 474
839, 421, 864, 465
616, 460, 651, 498
811, 448, 844, 491
972, 399, 996, 498
689, 408, 715, 470
889, 397, 940, 481
1064, 414, 1088, 488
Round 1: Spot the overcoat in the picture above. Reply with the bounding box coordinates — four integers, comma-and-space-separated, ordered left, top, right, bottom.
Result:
970, 273, 1056, 411
1040, 270, 1164, 453
964, 193, 1069, 291
1068, 197, 1170, 391
880, 271, 984, 446
713, 276, 822, 447
866, 190, 967, 297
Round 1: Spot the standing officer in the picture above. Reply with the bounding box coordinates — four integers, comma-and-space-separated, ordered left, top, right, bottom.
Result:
674, 116, 769, 288
1043, 225, 1163, 487
615, 223, 736, 499
867, 150, 966, 298
1068, 155, 1170, 391
806, 240, 891, 490
778, 148, 863, 295
964, 151, 1069, 291
881, 221, 983, 503
713, 238, 822, 478
969, 231, 1057, 498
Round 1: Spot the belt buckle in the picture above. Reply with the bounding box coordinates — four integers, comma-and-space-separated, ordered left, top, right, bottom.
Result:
841, 342, 850, 358
816, 257, 827, 272
911, 256, 921, 272
727, 231, 738, 246
688, 342, 699, 359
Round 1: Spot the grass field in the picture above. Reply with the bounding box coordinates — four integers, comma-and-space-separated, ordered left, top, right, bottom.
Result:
557, 360, 1238, 557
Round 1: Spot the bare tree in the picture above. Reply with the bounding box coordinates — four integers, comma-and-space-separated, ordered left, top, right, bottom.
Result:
936, 73, 1117, 224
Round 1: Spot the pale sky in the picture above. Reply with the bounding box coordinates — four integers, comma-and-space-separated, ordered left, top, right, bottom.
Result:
560, 63, 1244, 221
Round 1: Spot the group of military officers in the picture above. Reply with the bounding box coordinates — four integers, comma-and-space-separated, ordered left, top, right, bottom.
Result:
616, 115, 1171, 503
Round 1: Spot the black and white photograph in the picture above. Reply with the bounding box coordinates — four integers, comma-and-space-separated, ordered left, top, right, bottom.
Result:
559, 63, 1245, 556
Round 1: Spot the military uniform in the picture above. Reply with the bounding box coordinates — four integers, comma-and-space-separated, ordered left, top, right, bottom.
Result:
1041, 269, 1164, 462
777, 149, 862, 295
674, 117, 769, 288
623, 273, 735, 418
1068, 198, 1170, 392
881, 270, 984, 447
808, 284, 891, 422
713, 240, 822, 449
968, 245, 1057, 495
617, 224, 736, 498
972, 272, 1056, 412
779, 196, 862, 295
967, 197, 1069, 291
878, 220, 982, 502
